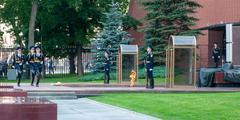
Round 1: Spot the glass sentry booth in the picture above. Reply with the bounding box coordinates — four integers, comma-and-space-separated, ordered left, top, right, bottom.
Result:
117, 45, 138, 84
166, 36, 197, 88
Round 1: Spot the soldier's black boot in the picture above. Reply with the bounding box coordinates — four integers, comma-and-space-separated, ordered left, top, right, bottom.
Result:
17, 78, 21, 87
17, 73, 21, 87
104, 77, 109, 84
36, 76, 40, 87
149, 78, 154, 89
104, 73, 110, 84
107, 74, 110, 84
146, 77, 149, 88
31, 73, 35, 86
104, 75, 107, 84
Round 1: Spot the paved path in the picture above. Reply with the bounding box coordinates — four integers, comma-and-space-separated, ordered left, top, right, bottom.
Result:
52, 98, 160, 120
6, 83, 240, 93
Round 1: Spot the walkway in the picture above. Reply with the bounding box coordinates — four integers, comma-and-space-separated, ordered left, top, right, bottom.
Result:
53, 98, 160, 120
6, 83, 240, 94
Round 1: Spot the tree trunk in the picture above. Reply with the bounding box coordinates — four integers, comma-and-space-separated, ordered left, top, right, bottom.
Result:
28, 0, 38, 49
42, 61, 46, 78
69, 54, 76, 74
77, 45, 84, 76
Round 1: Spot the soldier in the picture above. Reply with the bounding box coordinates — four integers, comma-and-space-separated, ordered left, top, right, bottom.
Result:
12, 46, 25, 87
104, 51, 110, 84
212, 42, 221, 68
48, 56, 54, 74
145, 46, 154, 89
34, 46, 44, 87
27, 46, 36, 86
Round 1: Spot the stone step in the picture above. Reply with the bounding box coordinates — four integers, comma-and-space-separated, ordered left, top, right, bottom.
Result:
28, 92, 77, 100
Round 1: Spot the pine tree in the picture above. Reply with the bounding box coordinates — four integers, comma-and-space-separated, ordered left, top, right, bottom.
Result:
142, 0, 201, 64
92, 1, 133, 72
0, 30, 3, 47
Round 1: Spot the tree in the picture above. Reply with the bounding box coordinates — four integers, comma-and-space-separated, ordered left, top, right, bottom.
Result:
0, 0, 137, 75
28, 0, 38, 49
142, 0, 201, 64
122, 15, 142, 30
92, 1, 133, 72
0, 0, 31, 46
0, 30, 3, 47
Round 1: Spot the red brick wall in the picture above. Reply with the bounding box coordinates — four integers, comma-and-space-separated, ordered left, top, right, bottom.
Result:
233, 26, 240, 65
194, 0, 240, 29
128, 0, 146, 45
128, 0, 240, 67
197, 30, 209, 67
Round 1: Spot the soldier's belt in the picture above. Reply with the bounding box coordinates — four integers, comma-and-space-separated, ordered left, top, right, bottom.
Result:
16, 61, 22, 63
146, 61, 151, 63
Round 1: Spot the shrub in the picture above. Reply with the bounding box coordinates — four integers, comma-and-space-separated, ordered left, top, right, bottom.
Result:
79, 66, 165, 81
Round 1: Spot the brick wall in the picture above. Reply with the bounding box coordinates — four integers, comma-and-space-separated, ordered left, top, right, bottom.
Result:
128, 0, 240, 67
233, 26, 240, 65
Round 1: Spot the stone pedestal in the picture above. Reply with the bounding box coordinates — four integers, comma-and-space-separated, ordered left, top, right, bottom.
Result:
0, 89, 27, 97
0, 97, 57, 120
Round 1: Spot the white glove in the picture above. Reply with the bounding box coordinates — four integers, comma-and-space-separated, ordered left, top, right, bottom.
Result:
218, 56, 220, 59
19, 63, 22, 66
149, 69, 153, 71
12, 66, 15, 69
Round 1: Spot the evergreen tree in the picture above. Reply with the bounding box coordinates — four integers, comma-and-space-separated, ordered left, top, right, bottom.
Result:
92, 1, 133, 72
0, 30, 3, 47
142, 0, 201, 64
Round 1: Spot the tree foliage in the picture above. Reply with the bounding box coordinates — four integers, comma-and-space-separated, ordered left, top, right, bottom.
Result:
0, 0, 139, 74
0, 30, 3, 47
0, 0, 31, 46
0, 0, 132, 54
142, 0, 201, 64
92, 2, 133, 72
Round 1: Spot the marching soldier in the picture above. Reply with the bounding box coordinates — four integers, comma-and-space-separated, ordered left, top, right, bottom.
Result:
27, 46, 36, 86
212, 42, 221, 68
104, 51, 110, 84
12, 46, 25, 87
145, 46, 154, 89
34, 46, 44, 87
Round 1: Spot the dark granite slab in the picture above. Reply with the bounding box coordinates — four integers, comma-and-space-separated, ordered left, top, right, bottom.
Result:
0, 97, 57, 120
0, 89, 27, 97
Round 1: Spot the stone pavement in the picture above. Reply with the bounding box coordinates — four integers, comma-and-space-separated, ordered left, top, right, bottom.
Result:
7, 83, 240, 94
52, 98, 160, 120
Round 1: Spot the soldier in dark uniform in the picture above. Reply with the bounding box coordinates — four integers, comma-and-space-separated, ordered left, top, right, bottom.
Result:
145, 46, 154, 89
34, 46, 44, 87
212, 42, 221, 68
104, 51, 110, 84
12, 47, 25, 87
27, 46, 36, 86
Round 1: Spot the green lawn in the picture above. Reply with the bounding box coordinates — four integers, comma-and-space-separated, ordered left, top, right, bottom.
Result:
0, 74, 165, 85
91, 93, 240, 120
0, 74, 82, 83
0, 66, 166, 84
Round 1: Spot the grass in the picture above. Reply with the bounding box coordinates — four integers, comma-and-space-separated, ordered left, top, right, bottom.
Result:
0, 66, 166, 84
91, 93, 240, 120
0, 73, 165, 85
0, 74, 82, 83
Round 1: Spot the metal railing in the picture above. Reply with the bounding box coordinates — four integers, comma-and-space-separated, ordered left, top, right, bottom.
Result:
0, 47, 93, 79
